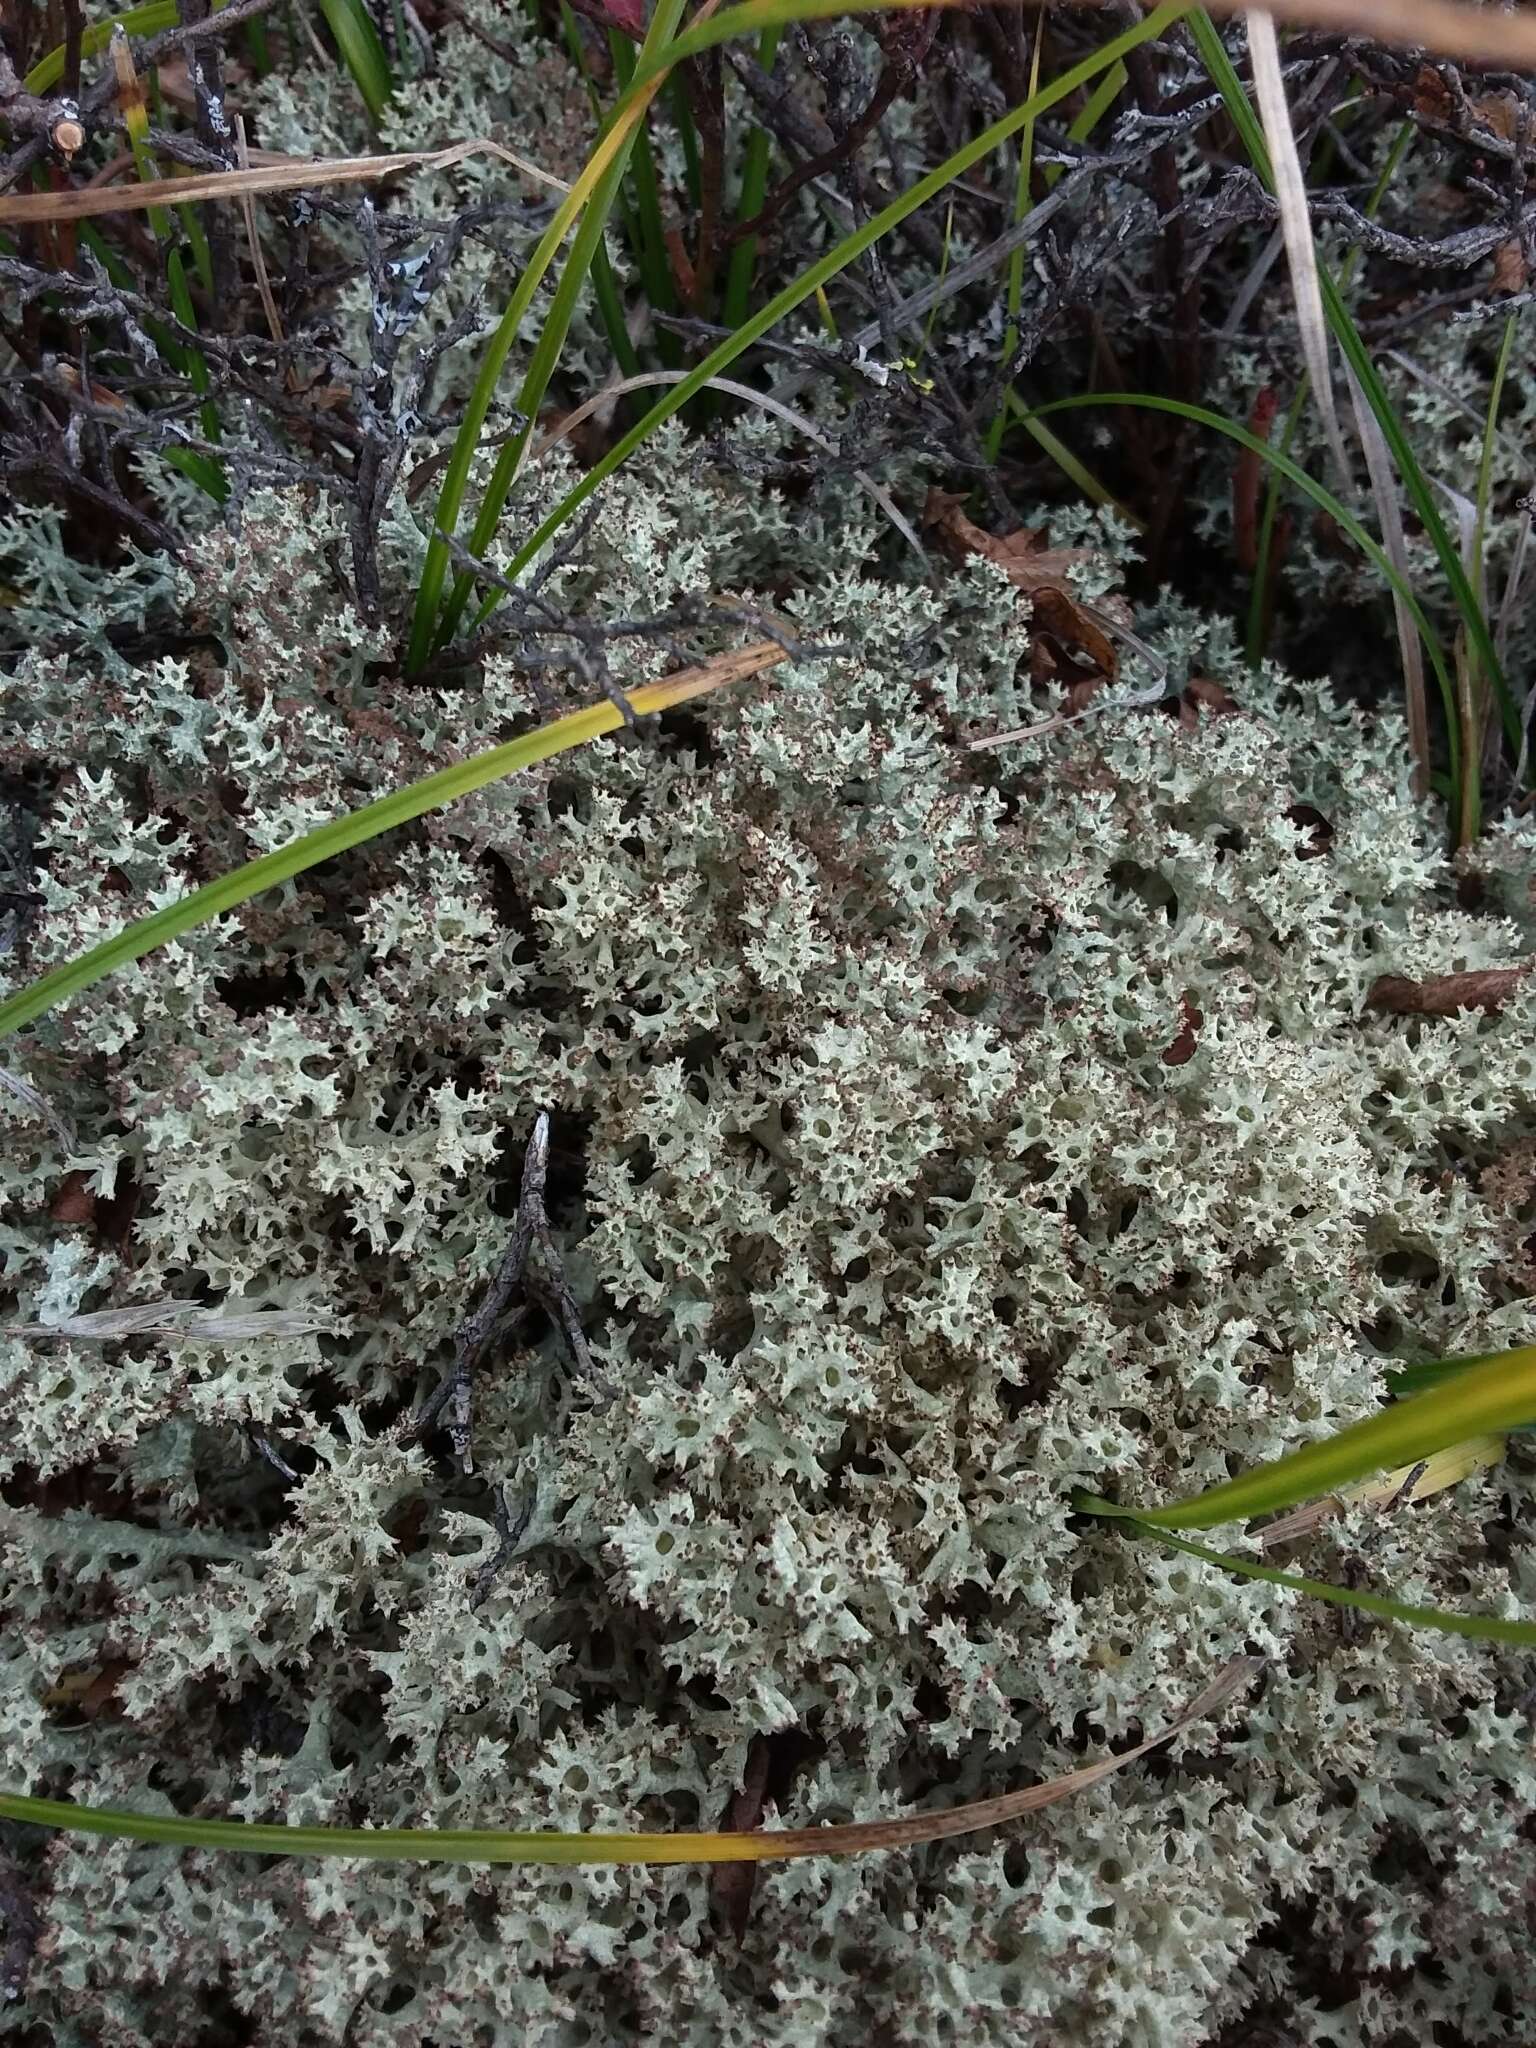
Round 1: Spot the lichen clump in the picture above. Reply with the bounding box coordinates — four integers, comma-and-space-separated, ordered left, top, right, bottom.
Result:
2, 460, 1535, 2047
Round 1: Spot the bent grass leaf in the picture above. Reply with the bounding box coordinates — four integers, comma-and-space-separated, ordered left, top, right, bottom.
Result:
1034, 389, 1458, 748
0, 1658, 1255, 1864
0, 646, 784, 1044
1075, 1344, 1536, 1646
1188, 9, 1517, 771
1086, 1518, 1536, 1647
1082, 1343, 1536, 1531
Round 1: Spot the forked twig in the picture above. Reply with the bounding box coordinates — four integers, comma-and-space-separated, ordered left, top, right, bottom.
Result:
408, 1112, 608, 1474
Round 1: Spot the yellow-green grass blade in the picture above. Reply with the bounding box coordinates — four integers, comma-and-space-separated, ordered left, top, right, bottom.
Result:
461, 0, 1195, 635
1005, 392, 1144, 529
431, 0, 691, 650
1082, 1343, 1536, 1531
0, 1656, 1253, 1864
1078, 1513, 1536, 1646
0, 654, 770, 1044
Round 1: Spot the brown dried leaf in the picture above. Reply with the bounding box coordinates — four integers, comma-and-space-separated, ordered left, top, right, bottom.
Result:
1031, 586, 1118, 679
1178, 676, 1240, 730
1162, 994, 1203, 1067
1410, 62, 1456, 120
48, 1171, 96, 1226
42, 1660, 132, 1720
1470, 90, 1521, 141
923, 489, 1091, 595
1367, 965, 1532, 1016
1493, 238, 1528, 294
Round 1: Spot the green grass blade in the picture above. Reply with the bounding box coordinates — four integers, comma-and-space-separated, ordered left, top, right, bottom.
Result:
1474, 313, 1517, 564
1077, 1512, 1536, 1646
408, 0, 691, 668
316, 0, 394, 122
1188, 10, 1517, 760
0, 1790, 786, 1865
431, 150, 639, 649
982, 27, 1043, 463
1081, 1343, 1536, 1531
25, 1, 186, 92
1005, 393, 1142, 528
0, 1659, 1251, 1862
463, 0, 1195, 634
1032, 389, 1456, 731
608, 28, 683, 334
0, 662, 751, 1044
557, 3, 646, 381
721, 26, 785, 330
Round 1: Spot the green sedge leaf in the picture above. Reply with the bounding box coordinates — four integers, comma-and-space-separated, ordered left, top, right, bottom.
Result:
1076, 1506, 1536, 1647
316, 0, 394, 121
1084, 1344, 1536, 1531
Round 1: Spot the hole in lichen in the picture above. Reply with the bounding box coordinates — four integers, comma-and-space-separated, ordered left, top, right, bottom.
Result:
1378, 1249, 1441, 1288
654, 1531, 676, 1554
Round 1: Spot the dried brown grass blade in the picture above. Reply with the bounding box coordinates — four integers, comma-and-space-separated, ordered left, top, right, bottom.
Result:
1247, 11, 1350, 484
0, 139, 568, 227
742, 1656, 1259, 1857
235, 113, 285, 352
1195, 0, 1536, 68
8, 1302, 338, 1341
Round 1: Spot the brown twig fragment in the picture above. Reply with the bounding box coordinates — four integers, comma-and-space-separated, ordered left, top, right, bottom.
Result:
409, 1111, 552, 1473
0, 1851, 41, 2004
1366, 965, 1532, 1016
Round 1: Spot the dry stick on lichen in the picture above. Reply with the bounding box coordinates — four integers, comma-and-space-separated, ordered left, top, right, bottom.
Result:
408, 1112, 553, 1475
0, 1657, 1260, 1864
0, 1851, 41, 2003
408, 1111, 609, 1475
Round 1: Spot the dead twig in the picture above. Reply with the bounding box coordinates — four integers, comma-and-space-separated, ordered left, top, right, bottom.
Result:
1366, 965, 1533, 1016
0, 1851, 41, 2004
467, 1481, 536, 1609
407, 1112, 560, 1474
